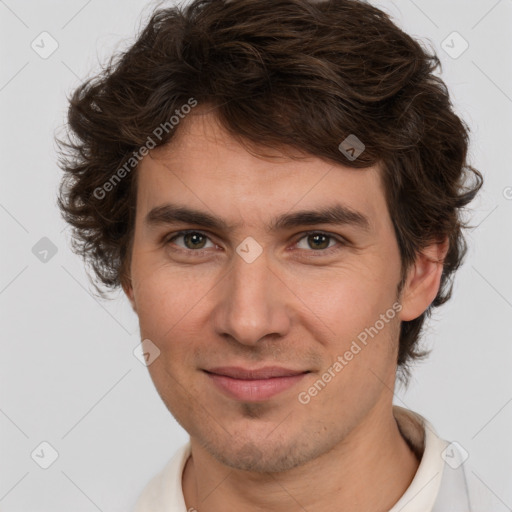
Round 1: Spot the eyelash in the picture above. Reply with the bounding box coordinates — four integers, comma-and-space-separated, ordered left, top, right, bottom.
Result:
163, 230, 348, 258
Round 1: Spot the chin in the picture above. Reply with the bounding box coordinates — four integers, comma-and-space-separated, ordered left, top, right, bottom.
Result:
200, 429, 326, 474
214, 442, 304, 473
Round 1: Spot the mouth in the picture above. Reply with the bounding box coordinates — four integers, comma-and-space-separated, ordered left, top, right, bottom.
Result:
203, 366, 311, 402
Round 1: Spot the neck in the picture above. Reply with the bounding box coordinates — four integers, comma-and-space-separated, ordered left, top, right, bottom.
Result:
182, 402, 420, 512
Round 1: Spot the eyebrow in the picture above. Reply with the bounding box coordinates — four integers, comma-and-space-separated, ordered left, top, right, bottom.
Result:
144, 202, 371, 233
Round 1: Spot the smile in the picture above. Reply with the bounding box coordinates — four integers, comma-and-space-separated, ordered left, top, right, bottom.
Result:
204, 366, 310, 402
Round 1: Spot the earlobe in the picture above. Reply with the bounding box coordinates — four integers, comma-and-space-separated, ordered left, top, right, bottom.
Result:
399, 237, 449, 322
122, 281, 137, 313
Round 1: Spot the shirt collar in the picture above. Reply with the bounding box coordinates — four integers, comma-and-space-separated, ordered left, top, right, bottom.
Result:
134, 406, 449, 512
389, 405, 448, 512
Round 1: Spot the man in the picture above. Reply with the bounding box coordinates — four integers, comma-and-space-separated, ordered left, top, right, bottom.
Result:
58, 0, 491, 510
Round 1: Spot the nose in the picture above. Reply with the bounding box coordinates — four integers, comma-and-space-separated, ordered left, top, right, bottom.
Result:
211, 249, 292, 346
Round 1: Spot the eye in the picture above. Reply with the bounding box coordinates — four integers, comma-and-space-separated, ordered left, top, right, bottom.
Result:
164, 229, 347, 258
166, 230, 217, 252
294, 231, 346, 254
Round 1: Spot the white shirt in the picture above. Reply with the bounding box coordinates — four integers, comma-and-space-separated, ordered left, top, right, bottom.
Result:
133, 406, 494, 511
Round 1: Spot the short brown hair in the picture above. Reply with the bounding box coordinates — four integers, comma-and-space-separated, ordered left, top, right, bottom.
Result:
57, 0, 483, 378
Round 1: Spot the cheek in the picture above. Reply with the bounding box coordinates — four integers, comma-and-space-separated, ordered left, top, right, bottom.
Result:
132, 254, 213, 335
297, 313, 400, 423
132, 263, 219, 384
288, 265, 397, 340
289, 265, 401, 390
133, 270, 206, 401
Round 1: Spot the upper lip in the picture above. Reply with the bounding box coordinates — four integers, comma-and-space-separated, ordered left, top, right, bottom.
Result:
205, 366, 309, 380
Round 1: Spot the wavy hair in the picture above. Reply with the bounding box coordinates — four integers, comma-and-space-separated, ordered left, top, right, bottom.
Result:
57, 0, 483, 379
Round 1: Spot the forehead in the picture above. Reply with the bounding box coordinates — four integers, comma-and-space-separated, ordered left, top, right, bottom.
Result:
136, 110, 386, 231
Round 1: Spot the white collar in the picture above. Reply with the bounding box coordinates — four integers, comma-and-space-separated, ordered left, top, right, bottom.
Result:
134, 406, 449, 511
389, 406, 448, 511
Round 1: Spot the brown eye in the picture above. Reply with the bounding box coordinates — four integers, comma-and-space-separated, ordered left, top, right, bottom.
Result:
167, 231, 215, 251
182, 232, 208, 249
308, 233, 330, 250
296, 232, 338, 251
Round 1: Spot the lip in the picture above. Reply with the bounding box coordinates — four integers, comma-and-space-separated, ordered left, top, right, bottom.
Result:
206, 366, 307, 379
204, 366, 310, 402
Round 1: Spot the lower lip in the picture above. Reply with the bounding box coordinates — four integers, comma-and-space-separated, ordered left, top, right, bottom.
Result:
206, 372, 308, 402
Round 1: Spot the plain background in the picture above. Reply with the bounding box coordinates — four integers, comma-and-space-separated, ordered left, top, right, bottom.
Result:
1, 0, 511, 510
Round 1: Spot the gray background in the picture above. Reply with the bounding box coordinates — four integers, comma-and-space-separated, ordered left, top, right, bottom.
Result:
1, 0, 511, 510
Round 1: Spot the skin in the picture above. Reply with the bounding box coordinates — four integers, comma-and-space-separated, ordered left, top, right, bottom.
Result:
124, 108, 449, 512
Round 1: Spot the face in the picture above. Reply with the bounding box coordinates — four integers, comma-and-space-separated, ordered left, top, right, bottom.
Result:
125, 110, 406, 473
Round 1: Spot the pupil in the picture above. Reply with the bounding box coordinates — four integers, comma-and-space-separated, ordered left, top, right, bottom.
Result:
185, 232, 206, 249
310, 234, 328, 250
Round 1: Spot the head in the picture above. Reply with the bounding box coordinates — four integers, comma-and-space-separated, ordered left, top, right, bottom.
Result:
58, 0, 482, 472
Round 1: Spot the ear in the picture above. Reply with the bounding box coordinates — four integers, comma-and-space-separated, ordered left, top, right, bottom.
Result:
399, 237, 449, 322
122, 280, 137, 313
